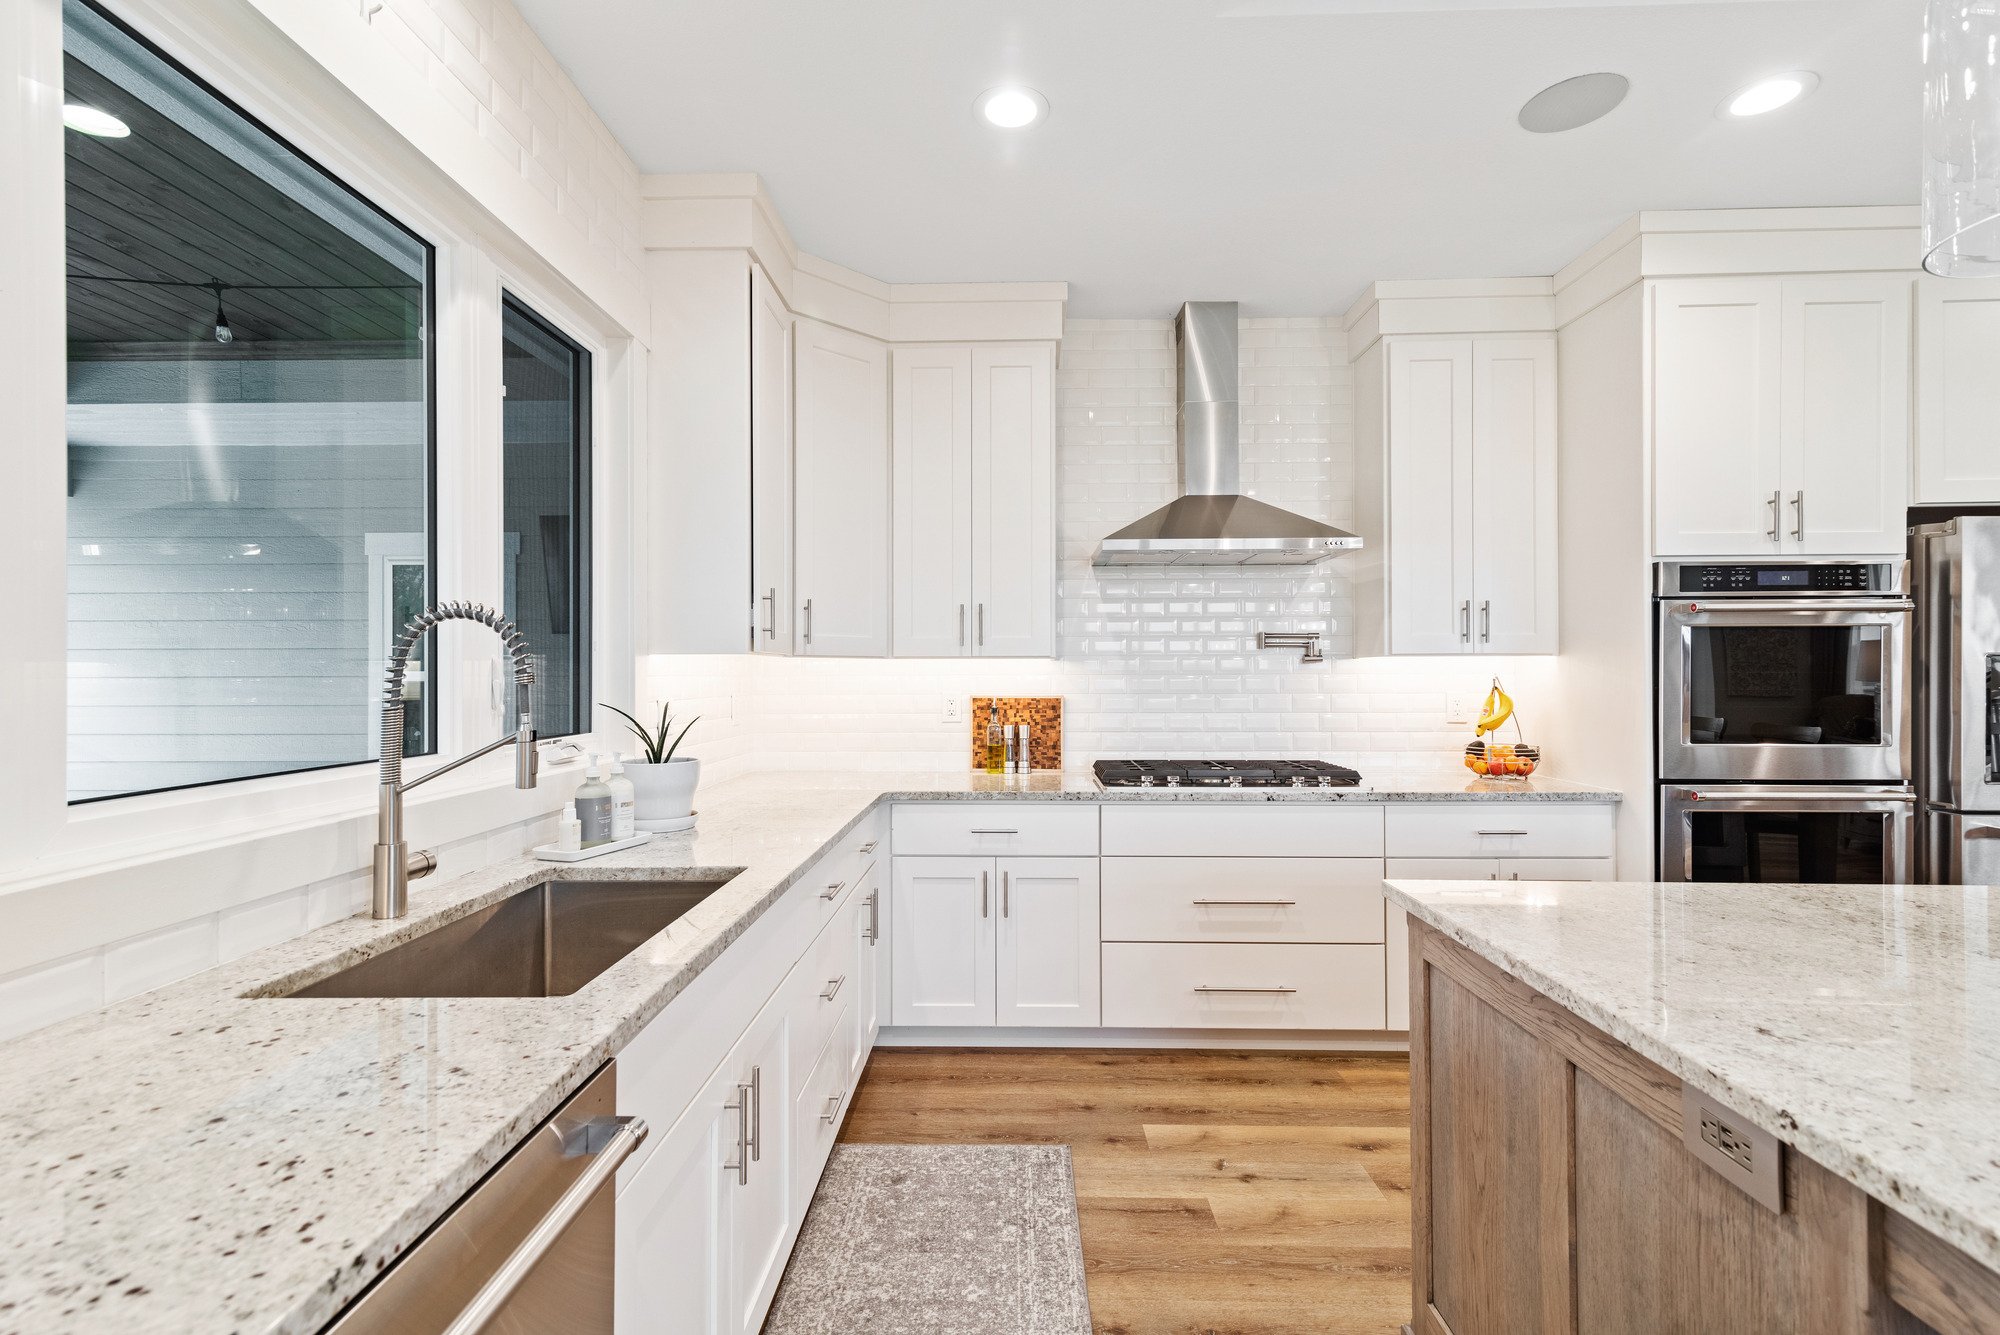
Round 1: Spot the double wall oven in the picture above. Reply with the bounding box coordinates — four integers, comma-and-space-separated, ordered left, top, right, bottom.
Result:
1655, 560, 1916, 884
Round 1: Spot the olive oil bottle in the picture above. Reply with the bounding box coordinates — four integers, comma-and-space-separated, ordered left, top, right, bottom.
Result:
984, 701, 1006, 774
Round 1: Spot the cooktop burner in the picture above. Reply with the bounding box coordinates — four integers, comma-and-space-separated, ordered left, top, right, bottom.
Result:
1092, 759, 1363, 789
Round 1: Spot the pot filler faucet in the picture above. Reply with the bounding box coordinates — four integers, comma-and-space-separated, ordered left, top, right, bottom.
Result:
374, 602, 538, 919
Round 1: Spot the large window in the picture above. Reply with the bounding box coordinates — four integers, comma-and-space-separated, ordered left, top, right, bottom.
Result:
501, 296, 591, 737
62, 0, 434, 802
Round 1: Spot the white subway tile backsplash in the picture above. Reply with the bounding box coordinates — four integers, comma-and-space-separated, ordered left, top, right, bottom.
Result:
218, 891, 310, 963
104, 918, 219, 1004
0, 955, 104, 1044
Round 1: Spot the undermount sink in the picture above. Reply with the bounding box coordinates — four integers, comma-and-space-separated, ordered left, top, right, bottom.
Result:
278, 878, 731, 999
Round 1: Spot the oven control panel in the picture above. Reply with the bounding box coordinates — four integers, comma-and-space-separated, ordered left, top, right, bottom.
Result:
1666, 562, 1895, 596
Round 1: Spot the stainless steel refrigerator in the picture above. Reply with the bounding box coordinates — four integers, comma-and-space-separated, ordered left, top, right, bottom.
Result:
1914, 516, 2000, 883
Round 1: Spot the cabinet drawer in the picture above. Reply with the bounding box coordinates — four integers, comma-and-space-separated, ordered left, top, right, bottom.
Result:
1101, 857, 1386, 944
1384, 803, 1614, 859
793, 996, 855, 1201
1100, 804, 1383, 857
804, 811, 885, 923
892, 802, 1098, 856
1101, 942, 1386, 1030
790, 893, 862, 1076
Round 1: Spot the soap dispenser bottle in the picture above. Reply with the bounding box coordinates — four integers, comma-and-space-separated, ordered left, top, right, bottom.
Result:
574, 755, 613, 846
607, 754, 637, 840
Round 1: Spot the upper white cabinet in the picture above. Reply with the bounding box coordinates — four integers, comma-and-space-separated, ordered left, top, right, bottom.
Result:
1915, 276, 2000, 504
891, 344, 1055, 658
794, 318, 892, 656
749, 267, 794, 652
1357, 334, 1557, 655
1651, 276, 1910, 557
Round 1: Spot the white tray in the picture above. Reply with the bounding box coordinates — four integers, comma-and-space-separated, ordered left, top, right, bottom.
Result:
636, 812, 697, 834
531, 833, 655, 863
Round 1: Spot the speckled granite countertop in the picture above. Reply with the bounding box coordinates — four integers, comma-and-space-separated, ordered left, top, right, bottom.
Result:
1385, 878, 2000, 1274
0, 769, 1615, 1335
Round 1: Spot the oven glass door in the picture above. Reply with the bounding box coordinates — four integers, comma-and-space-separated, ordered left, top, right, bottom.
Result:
1659, 600, 1911, 783
1660, 786, 1915, 884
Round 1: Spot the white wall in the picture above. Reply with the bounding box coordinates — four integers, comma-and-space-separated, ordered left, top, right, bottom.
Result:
640, 316, 1558, 774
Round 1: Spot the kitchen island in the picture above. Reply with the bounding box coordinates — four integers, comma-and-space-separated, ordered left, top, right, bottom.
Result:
1386, 877, 2000, 1335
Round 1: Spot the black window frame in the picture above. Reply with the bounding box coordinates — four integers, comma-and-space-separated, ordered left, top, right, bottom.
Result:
63, 0, 438, 804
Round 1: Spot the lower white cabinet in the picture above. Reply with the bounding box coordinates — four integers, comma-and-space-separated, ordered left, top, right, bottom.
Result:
891, 855, 1100, 1028
1101, 942, 1385, 1030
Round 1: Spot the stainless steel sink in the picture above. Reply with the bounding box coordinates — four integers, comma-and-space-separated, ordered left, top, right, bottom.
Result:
280, 879, 729, 999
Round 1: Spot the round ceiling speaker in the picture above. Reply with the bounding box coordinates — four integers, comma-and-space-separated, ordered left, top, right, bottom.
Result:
1518, 72, 1630, 134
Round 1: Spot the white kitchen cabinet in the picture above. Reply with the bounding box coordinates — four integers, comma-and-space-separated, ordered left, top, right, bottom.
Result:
995, 857, 1100, 1027
1915, 276, 2000, 503
853, 862, 883, 1079
1101, 942, 1386, 1030
890, 343, 1054, 657
794, 318, 891, 656
1360, 335, 1557, 655
890, 856, 993, 1026
891, 854, 1097, 1027
1651, 276, 1910, 557
722, 1011, 792, 1335
891, 346, 973, 656
749, 265, 794, 652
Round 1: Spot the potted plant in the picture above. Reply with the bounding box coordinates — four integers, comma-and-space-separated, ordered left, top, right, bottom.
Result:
604, 703, 701, 824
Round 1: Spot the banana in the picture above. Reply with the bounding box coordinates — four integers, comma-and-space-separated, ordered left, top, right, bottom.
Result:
1476, 680, 1514, 736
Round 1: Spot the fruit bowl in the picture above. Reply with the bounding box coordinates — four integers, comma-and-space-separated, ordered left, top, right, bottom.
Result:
1464, 739, 1542, 780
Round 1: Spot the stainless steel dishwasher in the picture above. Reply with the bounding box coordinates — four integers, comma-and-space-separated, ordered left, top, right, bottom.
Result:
324, 1062, 645, 1335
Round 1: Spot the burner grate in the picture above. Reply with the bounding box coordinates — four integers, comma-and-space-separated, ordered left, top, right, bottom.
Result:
1092, 759, 1362, 789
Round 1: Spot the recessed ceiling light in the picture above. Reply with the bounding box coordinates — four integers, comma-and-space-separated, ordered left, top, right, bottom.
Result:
62, 103, 130, 137
1722, 72, 1818, 118
977, 86, 1047, 130
1518, 73, 1630, 134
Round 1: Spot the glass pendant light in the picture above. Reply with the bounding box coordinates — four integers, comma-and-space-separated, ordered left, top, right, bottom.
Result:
1924, 0, 2000, 275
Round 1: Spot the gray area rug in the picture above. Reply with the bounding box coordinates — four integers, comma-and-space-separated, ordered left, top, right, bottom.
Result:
762, 1144, 1093, 1335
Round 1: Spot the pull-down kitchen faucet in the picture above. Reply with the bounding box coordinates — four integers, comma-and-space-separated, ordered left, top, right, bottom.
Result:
374, 602, 538, 919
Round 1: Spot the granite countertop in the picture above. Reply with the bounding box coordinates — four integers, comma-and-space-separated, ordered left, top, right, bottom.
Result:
1385, 878, 2000, 1275
0, 769, 1617, 1335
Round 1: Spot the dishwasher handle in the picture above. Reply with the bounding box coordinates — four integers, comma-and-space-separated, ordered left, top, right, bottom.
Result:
442, 1115, 648, 1335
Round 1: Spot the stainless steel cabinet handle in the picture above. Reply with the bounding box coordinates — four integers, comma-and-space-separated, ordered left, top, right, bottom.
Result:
1001, 869, 1010, 918
865, 889, 880, 942
748, 1064, 763, 1163
820, 880, 845, 901
1791, 490, 1805, 541
441, 1116, 648, 1335
1767, 490, 1781, 542
1480, 600, 1491, 643
820, 1093, 844, 1124
959, 603, 967, 647
977, 602, 986, 647
969, 828, 1018, 835
761, 587, 777, 639
858, 840, 878, 855
820, 975, 845, 1002
1194, 985, 1298, 995
1475, 829, 1530, 836
981, 870, 990, 918
725, 1085, 751, 1184
1460, 600, 1471, 642
1192, 898, 1299, 907
802, 597, 813, 645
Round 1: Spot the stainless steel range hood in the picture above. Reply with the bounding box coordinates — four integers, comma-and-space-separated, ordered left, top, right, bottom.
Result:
1092, 301, 1364, 567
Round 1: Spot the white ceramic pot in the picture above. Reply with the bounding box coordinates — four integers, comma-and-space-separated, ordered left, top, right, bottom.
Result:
625, 757, 700, 820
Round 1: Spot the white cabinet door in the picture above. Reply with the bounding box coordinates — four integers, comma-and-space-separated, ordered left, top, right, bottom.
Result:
749, 265, 794, 652
615, 1077, 729, 1335
890, 857, 995, 1026
1387, 339, 1475, 653
794, 319, 890, 656
1471, 338, 1558, 653
971, 344, 1055, 657
1385, 899, 1410, 1031
1916, 276, 2000, 503
1781, 276, 1911, 556
723, 1006, 792, 1335
853, 862, 883, 1081
995, 856, 1100, 1027
1651, 280, 1785, 556
891, 346, 973, 656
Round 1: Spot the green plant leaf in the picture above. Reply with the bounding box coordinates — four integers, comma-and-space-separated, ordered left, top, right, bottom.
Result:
663, 714, 701, 763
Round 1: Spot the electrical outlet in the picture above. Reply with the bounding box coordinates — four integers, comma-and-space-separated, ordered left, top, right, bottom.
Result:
941, 696, 964, 723
1446, 694, 1472, 725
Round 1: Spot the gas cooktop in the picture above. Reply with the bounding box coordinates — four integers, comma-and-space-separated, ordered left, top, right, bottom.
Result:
1092, 759, 1363, 789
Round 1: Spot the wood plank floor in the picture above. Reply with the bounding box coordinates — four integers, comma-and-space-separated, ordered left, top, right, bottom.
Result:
838, 1048, 1413, 1335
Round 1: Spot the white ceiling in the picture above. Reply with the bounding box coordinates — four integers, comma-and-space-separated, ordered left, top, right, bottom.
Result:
513, 0, 1922, 316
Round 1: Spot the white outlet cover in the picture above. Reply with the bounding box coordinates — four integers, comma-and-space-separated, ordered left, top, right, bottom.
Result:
941, 696, 964, 723
1446, 694, 1472, 724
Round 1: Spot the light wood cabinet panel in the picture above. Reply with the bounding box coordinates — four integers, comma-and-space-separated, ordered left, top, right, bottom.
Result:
1781, 276, 1911, 556
1915, 276, 2000, 505
749, 264, 794, 652
891, 346, 973, 656
890, 856, 994, 1026
971, 345, 1055, 657
794, 318, 890, 656
995, 857, 1100, 1027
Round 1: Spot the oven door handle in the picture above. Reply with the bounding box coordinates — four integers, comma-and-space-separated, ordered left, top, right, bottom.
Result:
1666, 598, 1914, 616
1677, 788, 1918, 805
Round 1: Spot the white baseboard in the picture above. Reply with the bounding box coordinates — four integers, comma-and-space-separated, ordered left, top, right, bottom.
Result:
876, 1025, 1410, 1053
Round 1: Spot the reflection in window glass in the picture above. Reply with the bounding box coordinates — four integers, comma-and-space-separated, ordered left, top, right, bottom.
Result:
62, 0, 433, 802
502, 297, 590, 737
